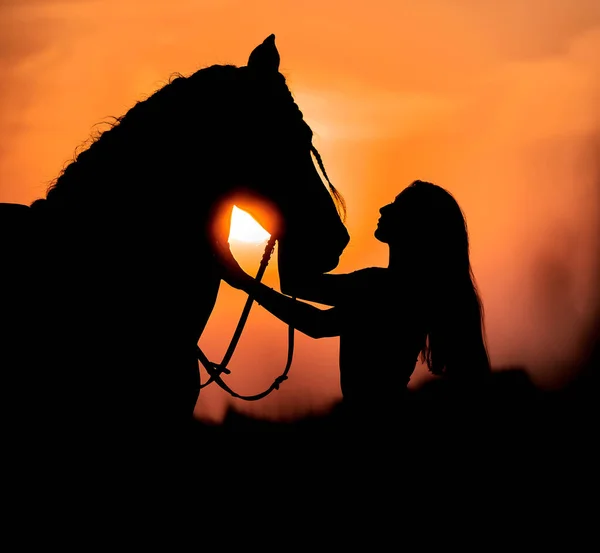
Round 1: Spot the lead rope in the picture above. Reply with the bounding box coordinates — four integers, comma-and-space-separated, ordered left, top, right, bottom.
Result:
196, 235, 295, 400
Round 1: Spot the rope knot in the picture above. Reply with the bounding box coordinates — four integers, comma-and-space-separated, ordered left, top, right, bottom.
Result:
273, 375, 288, 389
213, 363, 231, 375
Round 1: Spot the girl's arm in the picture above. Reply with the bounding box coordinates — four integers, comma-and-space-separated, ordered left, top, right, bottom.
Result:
215, 243, 341, 339
277, 234, 387, 305
243, 279, 341, 339
280, 272, 358, 306
280, 268, 388, 306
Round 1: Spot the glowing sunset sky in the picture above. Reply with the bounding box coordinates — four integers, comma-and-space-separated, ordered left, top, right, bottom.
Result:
1, 0, 599, 423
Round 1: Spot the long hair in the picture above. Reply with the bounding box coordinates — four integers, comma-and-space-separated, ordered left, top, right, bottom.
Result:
403, 180, 491, 381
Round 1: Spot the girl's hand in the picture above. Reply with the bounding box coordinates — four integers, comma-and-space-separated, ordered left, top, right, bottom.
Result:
214, 240, 254, 291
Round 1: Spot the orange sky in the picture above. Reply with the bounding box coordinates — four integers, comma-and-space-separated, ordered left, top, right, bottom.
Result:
1, 0, 599, 423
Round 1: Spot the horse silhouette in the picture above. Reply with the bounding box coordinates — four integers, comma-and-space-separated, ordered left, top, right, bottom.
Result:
1, 34, 349, 454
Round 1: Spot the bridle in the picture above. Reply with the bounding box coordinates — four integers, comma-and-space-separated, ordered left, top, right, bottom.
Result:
194, 142, 342, 401
196, 234, 294, 400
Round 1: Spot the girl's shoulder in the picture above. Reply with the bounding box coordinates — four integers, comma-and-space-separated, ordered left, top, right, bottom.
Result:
351, 267, 410, 290
343, 267, 414, 304
348, 267, 390, 286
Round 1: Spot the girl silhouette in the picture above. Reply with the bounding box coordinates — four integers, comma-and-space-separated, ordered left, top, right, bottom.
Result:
216, 180, 491, 431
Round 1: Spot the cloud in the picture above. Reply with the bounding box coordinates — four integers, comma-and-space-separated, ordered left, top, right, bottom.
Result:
293, 83, 456, 141
0, 1, 73, 190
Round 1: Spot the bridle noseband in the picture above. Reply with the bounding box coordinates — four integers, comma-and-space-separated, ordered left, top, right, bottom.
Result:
196, 234, 295, 400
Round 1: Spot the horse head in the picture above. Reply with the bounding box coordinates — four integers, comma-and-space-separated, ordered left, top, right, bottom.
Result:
33, 34, 349, 287
214, 34, 350, 288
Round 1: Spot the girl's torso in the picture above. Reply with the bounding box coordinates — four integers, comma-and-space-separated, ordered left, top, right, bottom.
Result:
334, 268, 426, 403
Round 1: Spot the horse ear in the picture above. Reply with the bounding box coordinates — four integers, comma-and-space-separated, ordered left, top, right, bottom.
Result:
247, 34, 280, 73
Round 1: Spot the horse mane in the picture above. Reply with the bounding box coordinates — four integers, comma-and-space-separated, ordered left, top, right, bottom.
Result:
30, 62, 346, 219
30, 64, 238, 210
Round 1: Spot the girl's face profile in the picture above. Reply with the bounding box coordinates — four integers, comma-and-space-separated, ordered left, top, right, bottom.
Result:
375, 191, 413, 243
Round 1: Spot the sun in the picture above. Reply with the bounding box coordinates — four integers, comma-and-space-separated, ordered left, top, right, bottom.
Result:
228, 205, 271, 244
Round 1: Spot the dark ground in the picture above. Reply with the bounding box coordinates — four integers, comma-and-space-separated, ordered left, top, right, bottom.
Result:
183, 353, 597, 538
189, 345, 598, 481
176, 357, 597, 545
192, 351, 597, 448
5, 341, 596, 543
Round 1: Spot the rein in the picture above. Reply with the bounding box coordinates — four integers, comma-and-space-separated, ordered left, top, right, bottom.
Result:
196, 235, 295, 400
